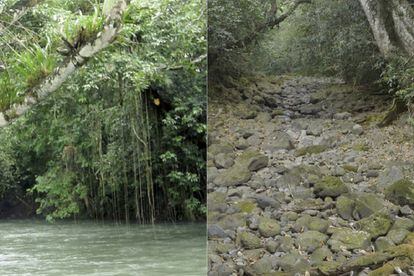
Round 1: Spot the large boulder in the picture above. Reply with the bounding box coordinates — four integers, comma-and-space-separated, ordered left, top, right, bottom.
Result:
236, 150, 269, 171
296, 231, 328, 253
328, 228, 371, 252
213, 165, 252, 186
314, 176, 349, 198
239, 231, 262, 249
384, 179, 414, 207
262, 131, 294, 152
258, 217, 281, 237
355, 212, 393, 238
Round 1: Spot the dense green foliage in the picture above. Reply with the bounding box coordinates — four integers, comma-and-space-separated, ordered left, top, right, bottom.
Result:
0, 0, 206, 223
248, 0, 382, 83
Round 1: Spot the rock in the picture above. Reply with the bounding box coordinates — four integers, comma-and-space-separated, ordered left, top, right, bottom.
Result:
334, 112, 352, 120
276, 236, 295, 253
352, 124, 364, 135
217, 213, 246, 230
355, 212, 393, 238
374, 236, 394, 251
208, 224, 228, 239
336, 195, 355, 220
295, 145, 328, 157
208, 167, 219, 183
391, 217, 414, 231
258, 217, 281, 237
247, 256, 273, 275
378, 166, 404, 189
208, 192, 227, 213
353, 193, 386, 219
296, 231, 328, 253
386, 229, 410, 245
266, 240, 279, 253
328, 228, 371, 252
234, 200, 257, 214
262, 131, 294, 152
310, 246, 333, 265
239, 231, 262, 249
366, 170, 379, 178
214, 165, 252, 186
209, 143, 234, 157
236, 150, 269, 171
314, 176, 349, 198
384, 179, 414, 207
254, 195, 281, 209
400, 205, 414, 215
275, 251, 311, 273
294, 215, 330, 233
214, 153, 235, 169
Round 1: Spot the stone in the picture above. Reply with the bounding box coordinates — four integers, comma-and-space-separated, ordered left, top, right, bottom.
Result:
294, 215, 330, 233
384, 179, 414, 207
328, 228, 371, 252
214, 165, 252, 186
209, 143, 234, 156
295, 145, 328, 157
336, 195, 355, 220
239, 231, 262, 249
355, 212, 393, 238
314, 176, 349, 198
258, 217, 281, 237
353, 193, 386, 219
310, 246, 333, 265
236, 150, 269, 171
254, 195, 281, 209
208, 224, 228, 239
207, 167, 219, 183
234, 200, 257, 214
334, 112, 352, 120
296, 231, 328, 253
275, 251, 311, 273
217, 213, 246, 230
386, 229, 410, 245
391, 217, 414, 231
214, 153, 235, 169
374, 237, 394, 251
352, 124, 364, 135
248, 256, 273, 275
266, 240, 279, 253
208, 192, 227, 213
378, 166, 404, 189
262, 131, 294, 152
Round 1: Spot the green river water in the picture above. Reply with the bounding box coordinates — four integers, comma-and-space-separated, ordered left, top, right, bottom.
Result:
0, 220, 206, 276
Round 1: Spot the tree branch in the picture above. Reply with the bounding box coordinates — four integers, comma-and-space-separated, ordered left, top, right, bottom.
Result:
0, 0, 129, 127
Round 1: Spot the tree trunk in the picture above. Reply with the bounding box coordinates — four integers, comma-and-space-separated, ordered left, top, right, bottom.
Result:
359, 0, 414, 58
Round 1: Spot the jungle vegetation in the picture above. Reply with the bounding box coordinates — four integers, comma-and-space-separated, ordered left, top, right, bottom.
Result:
208, 0, 414, 124
0, 0, 206, 223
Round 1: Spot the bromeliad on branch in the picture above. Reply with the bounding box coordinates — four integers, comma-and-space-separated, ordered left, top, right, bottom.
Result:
0, 0, 129, 127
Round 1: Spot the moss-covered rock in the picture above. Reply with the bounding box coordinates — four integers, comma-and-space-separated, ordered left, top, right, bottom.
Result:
354, 193, 386, 219
258, 217, 281, 237
236, 150, 269, 171
294, 215, 330, 233
355, 212, 393, 238
233, 200, 257, 214
295, 145, 328, 157
336, 195, 355, 220
328, 228, 371, 252
342, 164, 358, 172
213, 164, 252, 186
296, 231, 328, 253
310, 246, 333, 265
384, 179, 414, 207
239, 231, 262, 249
314, 176, 349, 197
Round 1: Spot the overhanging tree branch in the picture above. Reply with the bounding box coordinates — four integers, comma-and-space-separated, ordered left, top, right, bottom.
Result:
0, 0, 129, 127
228, 0, 311, 50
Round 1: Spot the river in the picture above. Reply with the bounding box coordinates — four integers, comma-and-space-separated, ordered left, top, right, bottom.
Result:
0, 220, 206, 275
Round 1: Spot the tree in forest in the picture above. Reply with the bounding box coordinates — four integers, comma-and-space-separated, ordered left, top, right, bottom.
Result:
358, 0, 414, 125
0, 0, 206, 223
208, 0, 311, 79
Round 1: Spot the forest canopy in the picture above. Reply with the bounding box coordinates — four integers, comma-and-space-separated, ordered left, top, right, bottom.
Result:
0, 0, 206, 223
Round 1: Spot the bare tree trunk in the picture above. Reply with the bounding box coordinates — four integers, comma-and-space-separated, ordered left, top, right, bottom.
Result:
359, 0, 414, 58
